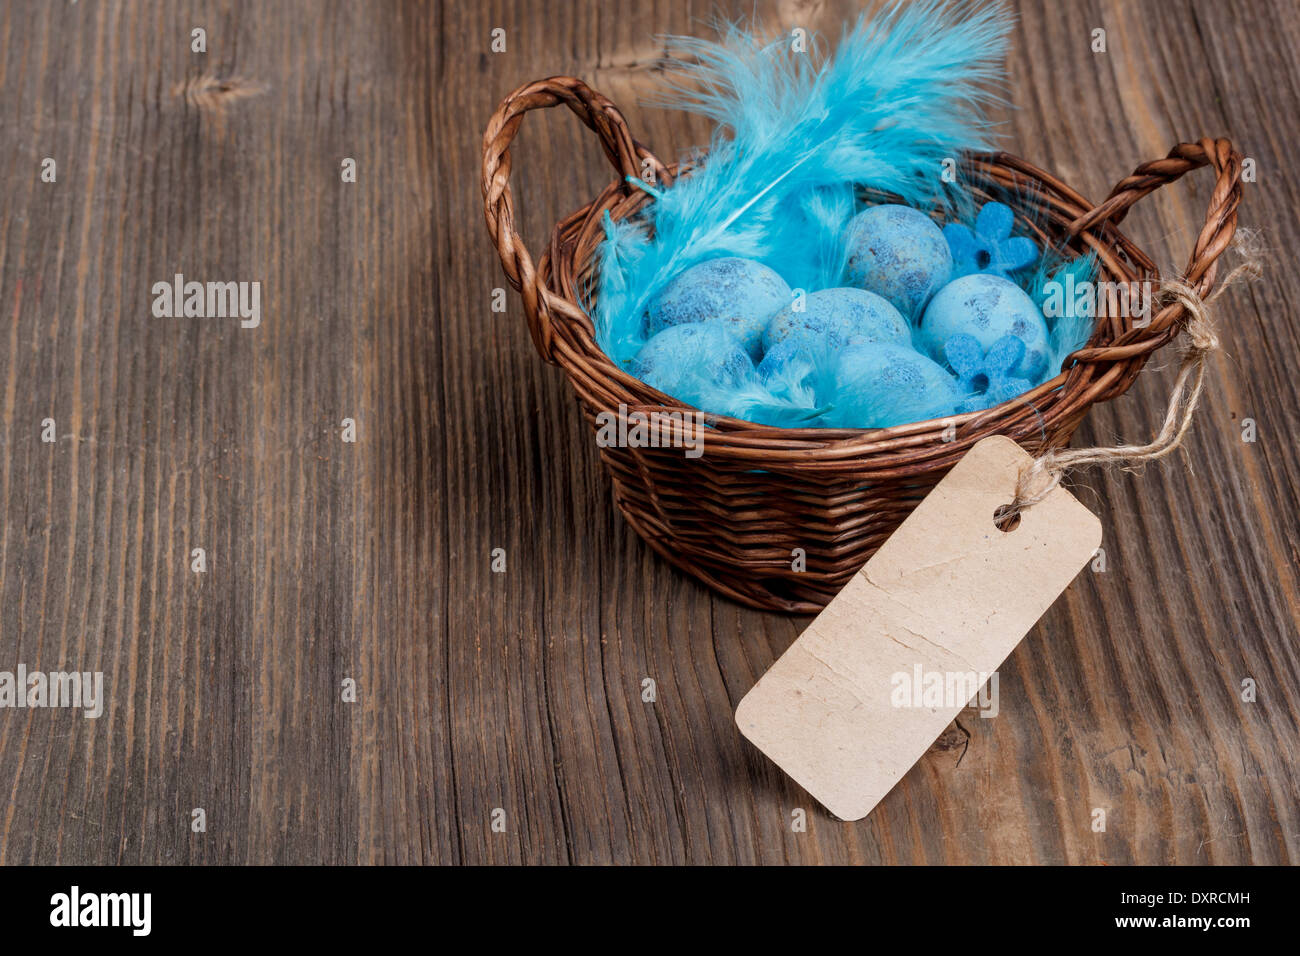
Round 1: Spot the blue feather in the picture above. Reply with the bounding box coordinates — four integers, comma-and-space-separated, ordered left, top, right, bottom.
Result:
1034, 252, 1101, 375
588, 0, 1013, 367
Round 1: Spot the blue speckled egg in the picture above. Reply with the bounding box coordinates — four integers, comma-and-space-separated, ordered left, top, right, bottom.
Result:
632, 323, 756, 400
917, 273, 1051, 381
646, 257, 792, 359
844, 205, 953, 320
761, 287, 910, 354
825, 342, 962, 429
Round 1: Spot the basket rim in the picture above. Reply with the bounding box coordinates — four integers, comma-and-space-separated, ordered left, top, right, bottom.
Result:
536, 151, 1172, 469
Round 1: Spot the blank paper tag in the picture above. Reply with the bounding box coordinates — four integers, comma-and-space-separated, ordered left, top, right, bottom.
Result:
736, 435, 1102, 821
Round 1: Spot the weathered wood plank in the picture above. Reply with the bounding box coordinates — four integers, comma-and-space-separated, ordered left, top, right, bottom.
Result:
0, 0, 1295, 865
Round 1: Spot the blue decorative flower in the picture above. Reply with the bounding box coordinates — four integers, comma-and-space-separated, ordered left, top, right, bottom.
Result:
943, 202, 1039, 279
944, 333, 1032, 413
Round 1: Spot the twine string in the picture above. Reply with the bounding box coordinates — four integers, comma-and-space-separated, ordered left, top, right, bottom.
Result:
1007, 243, 1261, 518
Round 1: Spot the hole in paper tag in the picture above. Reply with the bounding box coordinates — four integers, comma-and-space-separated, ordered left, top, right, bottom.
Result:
735, 435, 1102, 821
992, 503, 1021, 532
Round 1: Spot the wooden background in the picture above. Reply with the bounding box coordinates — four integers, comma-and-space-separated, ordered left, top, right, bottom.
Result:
1, 0, 1297, 865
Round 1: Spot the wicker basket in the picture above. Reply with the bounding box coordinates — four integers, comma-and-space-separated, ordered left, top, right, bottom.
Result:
481, 76, 1243, 614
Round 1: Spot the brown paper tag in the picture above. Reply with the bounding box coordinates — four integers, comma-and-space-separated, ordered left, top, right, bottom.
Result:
735, 435, 1102, 821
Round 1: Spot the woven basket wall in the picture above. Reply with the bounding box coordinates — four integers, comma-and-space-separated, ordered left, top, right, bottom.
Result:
482, 76, 1243, 614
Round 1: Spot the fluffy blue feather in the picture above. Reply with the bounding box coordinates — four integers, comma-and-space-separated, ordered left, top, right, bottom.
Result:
768, 184, 859, 293
1034, 252, 1101, 375
594, 211, 652, 364
588, 0, 1013, 366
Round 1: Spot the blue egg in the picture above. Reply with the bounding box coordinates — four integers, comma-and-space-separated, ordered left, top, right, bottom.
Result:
844, 205, 953, 320
824, 343, 962, 428
646, 257, 792, 360
632, 323, 756, 400
761, 287, 910, 354
917, 273, 1051, 381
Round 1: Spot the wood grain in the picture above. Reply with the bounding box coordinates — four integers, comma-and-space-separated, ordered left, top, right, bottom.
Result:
0, 0, 1296, 864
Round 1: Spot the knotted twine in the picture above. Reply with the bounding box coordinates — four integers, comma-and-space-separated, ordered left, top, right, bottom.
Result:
1006, 237, 1262, 519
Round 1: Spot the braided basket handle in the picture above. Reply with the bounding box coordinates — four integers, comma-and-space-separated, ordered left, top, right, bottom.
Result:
1067, 138, 1243, 310
481, 76, 667, 362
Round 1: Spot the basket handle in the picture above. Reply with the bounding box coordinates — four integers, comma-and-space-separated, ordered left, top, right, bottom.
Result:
481, 76, 667, 362
1066, 138, 1243, 311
